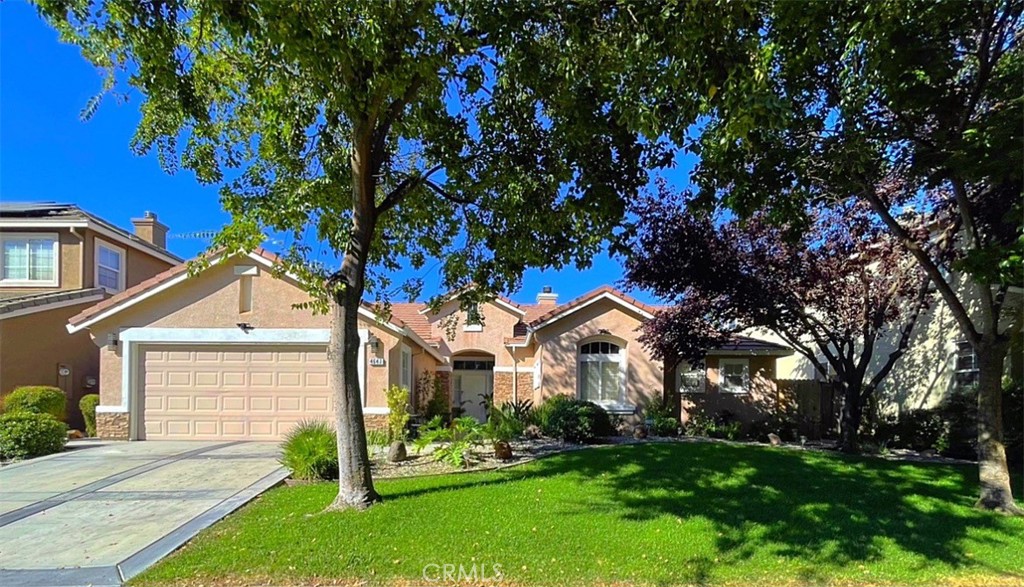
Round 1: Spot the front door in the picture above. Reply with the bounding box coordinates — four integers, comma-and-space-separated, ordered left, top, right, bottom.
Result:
454, 371, 492, 422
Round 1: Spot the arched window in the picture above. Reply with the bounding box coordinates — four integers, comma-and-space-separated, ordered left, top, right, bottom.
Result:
578, 340, 625, 405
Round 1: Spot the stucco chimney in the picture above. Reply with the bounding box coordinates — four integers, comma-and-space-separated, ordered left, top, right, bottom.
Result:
131, 211, 168, 249
536, 285, 558, 306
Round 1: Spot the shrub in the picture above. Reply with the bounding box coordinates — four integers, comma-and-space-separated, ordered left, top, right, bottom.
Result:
534, 394, 573, 430
414, 415, 484, 468
487, 403, 525, 442
645, 399, 679, 437
417, 372, 450, 422
79, 394, 100, 437
366, 428, 390, 448
874, 409, 948, 453
279, 420, 338, 481
500, 399, 536, 426
3, 386, 66, 421
385, 385, 410, 443
540, 397, 613, 443
0, 412, 67, 460
1003, 380, 1023, 469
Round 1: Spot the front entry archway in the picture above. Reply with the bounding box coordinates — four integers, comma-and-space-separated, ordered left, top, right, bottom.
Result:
452, 355, 494, 422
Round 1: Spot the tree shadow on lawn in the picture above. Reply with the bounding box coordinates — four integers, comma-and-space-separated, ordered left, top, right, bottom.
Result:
386, 442, 1023, 580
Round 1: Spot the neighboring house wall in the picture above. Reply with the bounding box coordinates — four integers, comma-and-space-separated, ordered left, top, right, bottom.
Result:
0, 300, 101, 429
763, 278, 1022, 415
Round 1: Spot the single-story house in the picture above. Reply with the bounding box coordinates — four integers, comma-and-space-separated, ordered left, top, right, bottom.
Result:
67, 250, 794, 440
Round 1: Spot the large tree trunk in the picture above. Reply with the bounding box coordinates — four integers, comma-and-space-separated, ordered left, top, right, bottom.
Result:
326, 276, 381, 511
975, 338, 1021, 514
837, 381, 864, 454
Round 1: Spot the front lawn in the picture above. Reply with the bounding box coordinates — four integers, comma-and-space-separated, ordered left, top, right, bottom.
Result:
136, 442, 1024, 586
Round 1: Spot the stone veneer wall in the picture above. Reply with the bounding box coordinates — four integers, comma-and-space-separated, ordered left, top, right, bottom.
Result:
96, 412, 130, 440
493, 371, 536, 406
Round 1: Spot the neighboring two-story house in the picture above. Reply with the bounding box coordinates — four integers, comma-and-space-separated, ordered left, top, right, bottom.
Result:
0, 203, 179, 427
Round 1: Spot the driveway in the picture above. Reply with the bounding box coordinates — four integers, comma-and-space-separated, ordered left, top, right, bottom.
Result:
0, 441, 286, 587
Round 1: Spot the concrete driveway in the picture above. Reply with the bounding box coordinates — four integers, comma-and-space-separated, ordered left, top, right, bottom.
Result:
0, 441, 286, 587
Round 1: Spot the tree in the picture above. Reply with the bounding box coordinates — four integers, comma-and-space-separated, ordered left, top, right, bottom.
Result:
652, 0, 1023, 513
625, 184, 935, 453
33, 1, 703, 509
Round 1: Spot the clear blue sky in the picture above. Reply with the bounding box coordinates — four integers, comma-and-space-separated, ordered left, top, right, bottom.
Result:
1, 1, 694, 306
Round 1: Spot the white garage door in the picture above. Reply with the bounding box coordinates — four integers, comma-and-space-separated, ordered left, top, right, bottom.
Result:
141, 345, 333, 440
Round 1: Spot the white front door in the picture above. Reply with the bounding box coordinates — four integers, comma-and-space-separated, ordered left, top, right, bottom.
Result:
454, 371, 492, 422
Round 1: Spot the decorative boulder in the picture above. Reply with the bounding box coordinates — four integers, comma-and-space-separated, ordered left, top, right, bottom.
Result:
493, 440, 513, 461
616, 420, 633, 436
633, 425, 649, 440
387, 440, 407, 463
767, 433, 782, 446
524, 424, 542, 440
67, 429, 84, 440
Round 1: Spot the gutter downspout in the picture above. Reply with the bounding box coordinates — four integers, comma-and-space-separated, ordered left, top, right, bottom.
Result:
70, 227, 85, 288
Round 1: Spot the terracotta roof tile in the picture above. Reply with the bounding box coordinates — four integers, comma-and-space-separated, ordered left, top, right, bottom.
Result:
389, 303, 432, 340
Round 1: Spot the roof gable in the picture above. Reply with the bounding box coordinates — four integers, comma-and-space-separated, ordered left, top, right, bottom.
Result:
528, 286, 657, 330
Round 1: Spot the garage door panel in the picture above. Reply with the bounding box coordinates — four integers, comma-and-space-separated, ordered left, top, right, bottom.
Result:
142, 344, 332, 440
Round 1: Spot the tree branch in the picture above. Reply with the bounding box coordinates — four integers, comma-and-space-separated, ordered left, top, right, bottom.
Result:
375, 163, 445, 216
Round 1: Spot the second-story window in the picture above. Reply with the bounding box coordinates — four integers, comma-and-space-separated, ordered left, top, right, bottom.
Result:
95, 240, 125, 292
464, 302, 483, 331
0, 233, 58, 286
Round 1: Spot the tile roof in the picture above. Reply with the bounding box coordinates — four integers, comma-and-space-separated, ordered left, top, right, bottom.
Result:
0, 287, 106, 316
527, 285, 660, 328
389, 303, 433, 340
712, 336, 793, 354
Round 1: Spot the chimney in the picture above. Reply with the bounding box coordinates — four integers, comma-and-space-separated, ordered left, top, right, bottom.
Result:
131, 211, 168, 249
536, 285, 558, 306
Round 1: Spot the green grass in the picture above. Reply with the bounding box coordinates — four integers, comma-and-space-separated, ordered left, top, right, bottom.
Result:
136, 443, 1024, 586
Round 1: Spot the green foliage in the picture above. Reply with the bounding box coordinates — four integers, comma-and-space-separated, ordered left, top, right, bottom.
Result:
684, 414, 742, 441
417, 372, 450, 422
1003, 380, 1023, 469
79, 394, 100, 437
365, 428, 390, 449
413, 416, 484, 468
0, 412, 67, 460
539, 397, 612, 443
279, 420, 338, 481
384, 385, 410, 443
500, 399, 536, 426
644, 398, 679, 437
3, 386, 66, 421
486, 403, 524, 443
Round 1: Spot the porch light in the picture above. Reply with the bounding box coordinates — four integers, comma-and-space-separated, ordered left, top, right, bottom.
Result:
237, 322, 255, 333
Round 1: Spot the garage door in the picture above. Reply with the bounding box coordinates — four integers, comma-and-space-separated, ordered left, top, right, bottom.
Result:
141, 345, 332, 440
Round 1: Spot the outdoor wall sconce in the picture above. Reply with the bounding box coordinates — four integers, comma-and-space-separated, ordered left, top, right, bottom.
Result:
106, 333, 118, 348
367, 333, 381, 352
237, 322, 255, 333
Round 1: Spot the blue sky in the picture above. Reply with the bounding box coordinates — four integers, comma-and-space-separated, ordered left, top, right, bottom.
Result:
1, 1, 693, 306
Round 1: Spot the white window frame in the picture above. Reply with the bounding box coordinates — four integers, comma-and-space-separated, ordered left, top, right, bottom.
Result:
0, 232, 59, 287
954, 340, 979, 391
399, 343, 413, 391
718, 358, 750, 394
94, 239, 126, 293
677, 361, 706, 394
577, 339, 630, 410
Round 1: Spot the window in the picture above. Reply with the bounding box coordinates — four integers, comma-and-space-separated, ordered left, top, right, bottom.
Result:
400, 345, 413, 391
578, 340, 626, 405
718, 359, 750, 394
954, 341, 979, 391
464, 303, 483, 331
452, 359, 494, 371
1, 233, 58, 286
677, 362, 706, 394
95, 240, 125, 292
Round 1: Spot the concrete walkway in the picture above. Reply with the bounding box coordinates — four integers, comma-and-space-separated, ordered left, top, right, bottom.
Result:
0, 441, 287, 587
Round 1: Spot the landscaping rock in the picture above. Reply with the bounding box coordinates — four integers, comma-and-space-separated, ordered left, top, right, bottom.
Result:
524, 424, 542, 439
633, 425, 649, 440
493, 440, 513, 461
67, 429, 84, 440
768, 433, 782, 446
387, 441, 407, 463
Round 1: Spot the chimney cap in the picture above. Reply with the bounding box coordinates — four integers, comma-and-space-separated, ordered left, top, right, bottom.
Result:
144, 210, 157, 219
542, 285, 553, 293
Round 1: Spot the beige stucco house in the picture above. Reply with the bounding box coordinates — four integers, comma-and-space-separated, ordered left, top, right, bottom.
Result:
0, 203, 179, 428
66, 250, 794, 440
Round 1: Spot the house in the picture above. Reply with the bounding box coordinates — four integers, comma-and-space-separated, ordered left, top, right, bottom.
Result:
0, 203, 180, 428
66, 250, 794, 440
